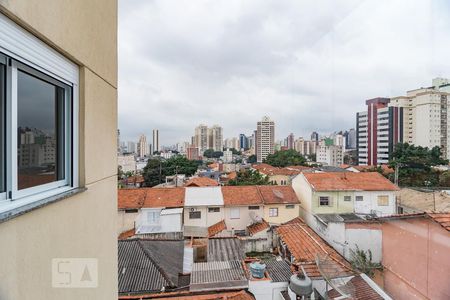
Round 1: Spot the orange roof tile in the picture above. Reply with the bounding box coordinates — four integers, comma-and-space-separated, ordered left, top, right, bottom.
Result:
276, 218, 353, 278
123, 175, 145, 185
118, 290, 254, 300
208, 220, 227, 237
118, 189, 147, 209
228, 172, 237, 179
302, 172, 399, 191
185, 177, 219, 187
222, 186, 263, 206
257, 186, 300, 205
118, 228, 135, 240
144, 188, 185, 208
247, 219, 270, 235
428, 213, 450, 231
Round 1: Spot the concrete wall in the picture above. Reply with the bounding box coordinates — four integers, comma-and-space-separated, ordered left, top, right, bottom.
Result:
382, 218, 450, 300
263, 204, 300, 224
117, 210, 138, 235
183, 206, 224, 228
0, 1, 117, 299
224, 205, 264, 231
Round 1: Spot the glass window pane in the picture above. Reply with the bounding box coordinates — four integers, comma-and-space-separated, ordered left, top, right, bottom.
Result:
0, 61, 5, 192
17, 70, 65, 190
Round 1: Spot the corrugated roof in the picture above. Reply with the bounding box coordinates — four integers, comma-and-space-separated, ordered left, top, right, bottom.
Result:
257, 185, 300, 204
276, 217, 354, 279
185, 187, 224, 207
190, 261, 248, 292
302, 172, 399, 191
222, 186, 263, 206
263, 259, 292, 282
207, 238, 245, 262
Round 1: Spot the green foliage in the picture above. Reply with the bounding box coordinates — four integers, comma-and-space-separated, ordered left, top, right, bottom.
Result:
143, 156, 200, 187
227, 169, 273, 186
389, 143, 449, 186
229, 148, 241, 155
264, 149, 307, 167
247, 155, 257, 164
349, 246, 382, 278
203, 149, 215, 158
117, 166, 124, 180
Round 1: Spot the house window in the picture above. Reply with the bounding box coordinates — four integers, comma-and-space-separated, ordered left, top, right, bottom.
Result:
147, 211, 160, 225
285, 204, 295, 209
189, 211, 201, 219
208, 207, 220, 213
355, 196, 364, 201
377, 195, 389, 206
125, 209, 138, 213
0, 15, 78, 208
319, 196, 330, 206
248, 206, 260, 210
230, 207, 240, 219
269, 208, 278, 217
344, 196, 351, 201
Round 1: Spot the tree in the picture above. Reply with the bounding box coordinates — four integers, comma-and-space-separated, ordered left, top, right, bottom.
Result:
349, 246, 382, 278
203, 149, 215, 158
142, 155, 200, 187
117, 166, 124, 180
227, 169, 273, 186
264, 149, 307, 167
247, 155, 257, 164
229, 148, 241, 155
212, 151, 223, 158
389, 143, 448, 186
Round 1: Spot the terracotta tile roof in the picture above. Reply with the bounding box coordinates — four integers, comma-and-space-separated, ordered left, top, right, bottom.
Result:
118, 228, 135, 240
247, 219, 270, 235
428, 213, 450, 231
185, 177, 219, 187
144, 188, 185, 208
352, 164, 395, 175
123, 175, 145, 185
257, 185, 300, 204
302, 172, 399, 191
118, 188, 185, 209
276, 218, 353, 279
327, 275, 384, 300
118, 189, 147, 209
118, 290, 254, 300
228, 172, 237, 179
253, 163, 306, 176
208, 220, 227, 237
222, 186, 263, 206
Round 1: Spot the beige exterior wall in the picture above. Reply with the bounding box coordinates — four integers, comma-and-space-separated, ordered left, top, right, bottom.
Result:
268, 174, 290, 185
224, 205, 264, 231
117, 210, 138, 235
183, 206, 225, 228
0, 1, 118, 299
263, 204, 300, 224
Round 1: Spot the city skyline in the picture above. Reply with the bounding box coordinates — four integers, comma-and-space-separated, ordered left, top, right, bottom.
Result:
118, 0, 450, 145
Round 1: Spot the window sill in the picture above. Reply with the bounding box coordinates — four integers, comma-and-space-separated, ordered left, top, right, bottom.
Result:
0, 187, 86, 224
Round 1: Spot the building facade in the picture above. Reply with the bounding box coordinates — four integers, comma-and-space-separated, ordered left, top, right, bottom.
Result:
194, 124, 209, 154
152, 129, 159, 153
356, 98, 403, 165
256, 116, 275, 163
317, 145, 343, 167
0, 2, 117, 299
138, 134, 149, 158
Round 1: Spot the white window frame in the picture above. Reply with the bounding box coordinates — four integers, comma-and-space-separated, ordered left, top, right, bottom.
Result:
230, 207, 240, 219
319, 196, 330, 206
0, 13, 79, 212
269, 207, 278, 217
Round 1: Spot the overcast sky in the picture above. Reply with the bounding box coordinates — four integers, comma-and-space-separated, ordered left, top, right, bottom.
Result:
118, 0, 450, 146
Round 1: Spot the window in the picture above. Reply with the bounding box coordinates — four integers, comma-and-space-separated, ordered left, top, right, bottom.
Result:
377, 195, 389, 206
125, 209, 138, 213
269, 207, 278, 217
248, 206, 260, 210
208, 207, 220, 213
230, 207, 240, 219
344, 196, 351, 202
285, 204, 295, 209
189, 211, 201, 219
355, 196, 364, 201
0, 15, 78, 208
319, 196, 330, 206
147, 210, 160, 225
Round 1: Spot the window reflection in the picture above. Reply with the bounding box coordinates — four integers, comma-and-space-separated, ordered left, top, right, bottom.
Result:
17, 70, 64, 190
0, 62, 5, 192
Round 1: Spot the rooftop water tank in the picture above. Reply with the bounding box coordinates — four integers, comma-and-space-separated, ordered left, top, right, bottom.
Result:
289, 273, 313, 297
249, 262, 266, 279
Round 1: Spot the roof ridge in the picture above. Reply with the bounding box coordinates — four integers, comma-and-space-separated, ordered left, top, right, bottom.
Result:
137, 240, 175, 287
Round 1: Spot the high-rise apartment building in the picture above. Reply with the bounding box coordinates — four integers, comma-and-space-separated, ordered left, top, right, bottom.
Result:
256, 116, 275, 163
152, 129, 159, 153
208, 125, 223, 151
311, 131, 319, 142
127, 141, 136, 154
286, 133, 295, 150
294, 138, 317, 157
239, 134, 249, 150
186, 145, 200, 160
390, 78, 450, 159
138, 134, 149, 158
194, 124, 209, 154
356, 98, 403, 165
344, 129, 357, 150
317, 145, 343, 167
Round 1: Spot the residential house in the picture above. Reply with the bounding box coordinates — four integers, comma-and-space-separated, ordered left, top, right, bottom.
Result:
292, 172, 399, 224
185, 177, 219, 187
377, 213, 450, 300
253, 164, 307, 185
0, 2, 117, 298
259, 185, 301, 224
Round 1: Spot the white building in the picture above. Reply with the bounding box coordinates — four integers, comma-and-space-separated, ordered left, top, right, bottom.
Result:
223, 148, 233, 163
138, 134, 149, 158
317, 145, 343, 167
127, 141, 136, 154
118, 154, 136, 173
208, 125, 223, 151
256, 116, 275, 163
194, 124, 209, 154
